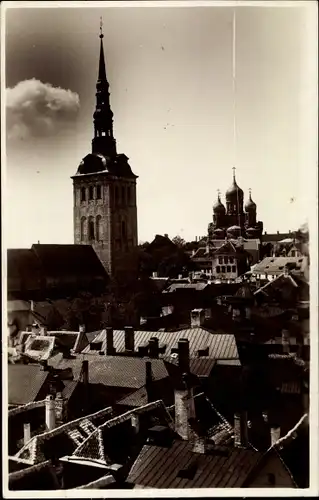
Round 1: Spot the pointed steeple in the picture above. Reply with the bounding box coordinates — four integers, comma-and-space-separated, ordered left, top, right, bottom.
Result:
98, 19, 107, 82
92, 18, 117, 158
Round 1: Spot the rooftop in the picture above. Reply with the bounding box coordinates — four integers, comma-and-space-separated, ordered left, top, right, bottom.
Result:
127, 439, 261, 488
81, 328, 240, 361
8, 364, 50, 406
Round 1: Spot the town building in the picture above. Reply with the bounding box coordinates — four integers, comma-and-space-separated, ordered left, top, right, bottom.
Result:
208, 169, 263, 241
72, 27, 138, 275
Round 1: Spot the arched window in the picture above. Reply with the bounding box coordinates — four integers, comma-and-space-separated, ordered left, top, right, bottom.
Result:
121, 220, 127, 239
115, 186, 119, 204
122, 186, 126, 205
80, 217, 86, 241
89, 186, 94, 200
96, 215, 102, 241
96, 185, 102, 200
88, 216, 95, 240
81, 187, 86, 202
127, 186, 131, 205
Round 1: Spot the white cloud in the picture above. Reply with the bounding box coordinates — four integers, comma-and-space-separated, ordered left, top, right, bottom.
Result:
6, 79, 80, 140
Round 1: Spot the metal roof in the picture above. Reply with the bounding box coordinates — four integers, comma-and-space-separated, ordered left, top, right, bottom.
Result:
52, 356, 170, 389
82, 329, 239, 360
8, 364, 49, 405
127, 440, 261, 488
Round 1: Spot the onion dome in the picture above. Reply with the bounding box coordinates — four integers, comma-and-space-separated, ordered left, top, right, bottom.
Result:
227, 225, 241, 237
213, 192, 226, 214
213, 228, 225, 239
226, 169, 244, 202
245, 189, 257, 212
246, 227, 259, 238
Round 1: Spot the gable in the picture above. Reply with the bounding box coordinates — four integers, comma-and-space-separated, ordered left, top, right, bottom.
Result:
246, 450, 296, 488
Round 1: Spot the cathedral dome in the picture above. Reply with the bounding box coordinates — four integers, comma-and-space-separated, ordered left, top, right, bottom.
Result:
213, 228, 225, 239
213, 194, 226, 214
246, 227, 259, 237
76, 153, 109, 175
227, 225, 242, 237
226, 171, 244, 201
245, 191, 257, 212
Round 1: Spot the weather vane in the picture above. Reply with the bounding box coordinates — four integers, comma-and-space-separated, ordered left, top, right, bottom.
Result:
99, 17, 104, 38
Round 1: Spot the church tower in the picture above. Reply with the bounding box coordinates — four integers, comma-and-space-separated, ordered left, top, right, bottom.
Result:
72, 22, 138, 275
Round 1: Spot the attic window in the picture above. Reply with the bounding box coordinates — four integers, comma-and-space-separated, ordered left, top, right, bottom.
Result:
90, 341, 103, 351
278, 266, 284, 270
265, 266, 269, 269
177, 460, 198, 480
267, 473, 276, 486
298, 259, 303, 263
197, 347, 209, 357
270, 259, 274, 263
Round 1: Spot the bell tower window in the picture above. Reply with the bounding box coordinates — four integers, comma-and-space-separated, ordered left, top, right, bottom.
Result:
122, 187, 126, 205
89, 186, 94, 200
88, 216, 95, 240
96, 215, 102, 241
80, 217, 86, 241
96, 185, 102, 199
121, 220, 127, 239
81, 187, 86, 202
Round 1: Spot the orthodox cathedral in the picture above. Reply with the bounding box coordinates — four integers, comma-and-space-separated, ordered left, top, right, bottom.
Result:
208, 168, 263, 241
72, 25, 138, 275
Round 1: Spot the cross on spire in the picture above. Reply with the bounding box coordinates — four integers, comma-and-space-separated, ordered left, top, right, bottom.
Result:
99, 17, 104, 39
232, 166, 236, 180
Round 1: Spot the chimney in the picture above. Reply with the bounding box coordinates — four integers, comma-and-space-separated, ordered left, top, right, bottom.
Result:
79, 324, 86, 333
131, 413, 140, 435
174, 373, 195, 441
282, 329, 290, 354
31, 323, 39, 335
145, 361, 155, 403
23, 423, 31, 446
124, 326, 134, 352
55, 392, 66, 426
234, 412, 248, 448
149, 337, 159, 358
191, 309, 205, 328
82, 360, 89, 387
178, 338, 190, 373
30, 300, 34, 312
45, 395, 56, 431
277, 230, 279, 234
40, 360, 48, 371
192, 433, 207, 454
40, 326, 48, 336
270, 426, 281, 446
152, 271, 158, 278
106, 327, 115, 355
178, 274, 182, 280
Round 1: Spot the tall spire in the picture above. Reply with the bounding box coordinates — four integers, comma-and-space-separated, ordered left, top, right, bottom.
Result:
92, 18, 117, 158
98, 17, 107, 82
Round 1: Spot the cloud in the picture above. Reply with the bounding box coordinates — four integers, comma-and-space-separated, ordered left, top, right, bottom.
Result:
6, 79, 80, 140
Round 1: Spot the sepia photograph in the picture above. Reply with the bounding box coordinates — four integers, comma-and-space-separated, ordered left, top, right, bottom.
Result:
2, 0, 317, 495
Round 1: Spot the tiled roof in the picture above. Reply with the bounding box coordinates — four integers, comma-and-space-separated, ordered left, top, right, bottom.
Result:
127, 440, 261, 488
15, 406, 113, 465
263, 232, 291, 243
31, 244, 107, 279
254, 273, 299, 297
252, 257, 307, 275
164, 283, 208, 292
51, 356, 170, 389
116, 386, 150, 408
164, 357, 216, 376
8, 364, 49, 405
82, 329, 239, 360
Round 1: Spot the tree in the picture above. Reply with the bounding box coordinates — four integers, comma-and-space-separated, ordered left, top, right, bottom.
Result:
172, 235, 186, 248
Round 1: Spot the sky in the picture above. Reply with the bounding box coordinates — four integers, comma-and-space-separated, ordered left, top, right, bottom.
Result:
4, 2, 316, 248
